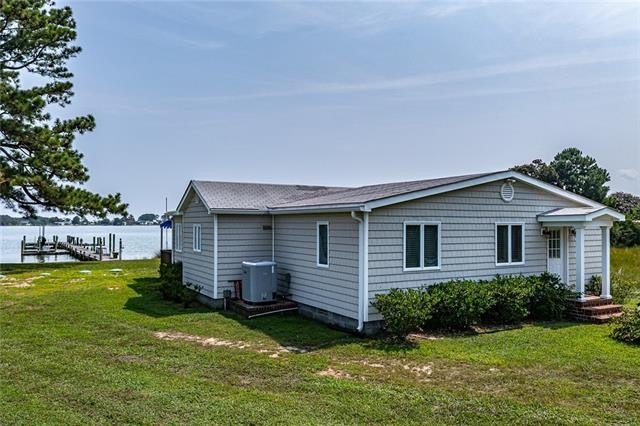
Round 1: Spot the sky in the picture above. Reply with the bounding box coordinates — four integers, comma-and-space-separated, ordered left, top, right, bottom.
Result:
12, 1, 640, 217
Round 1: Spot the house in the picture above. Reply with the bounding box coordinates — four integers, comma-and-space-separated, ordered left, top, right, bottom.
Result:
170, 170, 624, 333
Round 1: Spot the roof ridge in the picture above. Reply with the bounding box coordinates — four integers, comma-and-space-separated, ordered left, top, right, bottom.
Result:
191, 179, 350, 190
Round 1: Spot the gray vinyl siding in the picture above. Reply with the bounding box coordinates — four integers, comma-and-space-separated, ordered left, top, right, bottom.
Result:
567, 226, 603, 286
367, 180, 598, 320
179, 191, 216, 299
171, 216, 183, 264
217, 214, 273, 295
274, 213, 359, 319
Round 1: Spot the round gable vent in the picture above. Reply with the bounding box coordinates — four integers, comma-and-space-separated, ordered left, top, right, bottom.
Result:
500, 181, 515, 202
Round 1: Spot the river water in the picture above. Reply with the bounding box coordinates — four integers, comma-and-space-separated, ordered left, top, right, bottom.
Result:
0, 225, 171, 264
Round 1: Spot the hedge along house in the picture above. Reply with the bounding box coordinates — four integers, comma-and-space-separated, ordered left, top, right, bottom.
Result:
170, 170, 624, 333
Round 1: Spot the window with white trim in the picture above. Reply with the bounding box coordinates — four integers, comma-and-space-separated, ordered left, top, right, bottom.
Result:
317, 221, 329, 267
192, 224, 201, 252
175, 223, 182, 252
404, 222, 441, 271
496, 223, 524, 265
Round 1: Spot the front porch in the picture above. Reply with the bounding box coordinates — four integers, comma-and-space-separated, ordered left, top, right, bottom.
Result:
538, 206, 625, 322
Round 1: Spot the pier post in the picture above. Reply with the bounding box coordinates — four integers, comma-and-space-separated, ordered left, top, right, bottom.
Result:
119, 239, 123, 260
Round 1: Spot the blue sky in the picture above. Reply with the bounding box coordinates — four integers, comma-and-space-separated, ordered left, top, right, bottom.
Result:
34, 1, 640, 216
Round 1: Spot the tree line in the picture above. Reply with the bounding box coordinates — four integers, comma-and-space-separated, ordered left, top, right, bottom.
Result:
0, 213, 164, 226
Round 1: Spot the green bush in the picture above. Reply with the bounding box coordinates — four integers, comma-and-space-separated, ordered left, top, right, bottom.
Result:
586, 275, 602, 296
611, 221, 640, 247
527, 272, 573, 320
372, 288, 431, 338
610, 308, 640, 344
425, 280, 489, 330
611, 269, 637, 304
481, 276, 532, 324
373, 273, 575, 336
159, 261, 184, 302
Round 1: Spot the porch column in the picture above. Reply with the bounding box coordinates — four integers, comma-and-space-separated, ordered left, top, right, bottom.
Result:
575, 225, 586, 300
601, 225, 612, 299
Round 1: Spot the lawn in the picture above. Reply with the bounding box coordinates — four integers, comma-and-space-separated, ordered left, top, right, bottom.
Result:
1, 255, 639, 425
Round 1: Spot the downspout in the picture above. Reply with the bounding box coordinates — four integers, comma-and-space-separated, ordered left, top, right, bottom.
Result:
350, 211, 365, 332
271, 215, 275, 273
213, 213, 218, 299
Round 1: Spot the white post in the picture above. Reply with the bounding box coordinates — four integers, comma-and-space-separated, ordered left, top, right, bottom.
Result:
601, 225, 612, 299
575, 226, 586, 300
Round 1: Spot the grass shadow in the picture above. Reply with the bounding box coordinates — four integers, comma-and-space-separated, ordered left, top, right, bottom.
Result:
124, 277, 211, 318
217, 309, 359, 351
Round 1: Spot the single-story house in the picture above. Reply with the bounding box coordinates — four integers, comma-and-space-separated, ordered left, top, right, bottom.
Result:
170, 170, 624, 333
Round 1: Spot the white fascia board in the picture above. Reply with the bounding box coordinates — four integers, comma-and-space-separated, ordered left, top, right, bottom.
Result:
586, 208, 625, 221
364, 171, 602, 211
176, 181, 210, 213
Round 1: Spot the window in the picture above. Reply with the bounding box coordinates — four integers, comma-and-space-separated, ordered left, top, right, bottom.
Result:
192, 224, 201, 252
317, 221, 329, 267
404, 222, 441, 271
496, 223, 524, 265
548, 229, 561, 259
175, 223, 182, 252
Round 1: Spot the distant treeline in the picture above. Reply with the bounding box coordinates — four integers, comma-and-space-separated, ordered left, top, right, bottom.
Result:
0, 213, 164, 226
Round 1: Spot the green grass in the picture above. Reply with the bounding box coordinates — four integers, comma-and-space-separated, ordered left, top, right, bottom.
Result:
1, 254, 639, 425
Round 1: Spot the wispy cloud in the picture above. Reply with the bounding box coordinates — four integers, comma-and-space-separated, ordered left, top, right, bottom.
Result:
189, 47, 637, 102
618, 168, 640, 181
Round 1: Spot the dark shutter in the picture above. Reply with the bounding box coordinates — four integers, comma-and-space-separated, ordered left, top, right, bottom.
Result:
497, 225, 509, 263
511, 225, 523, 262
405, 225, 420, 268
423, 225, 439, 267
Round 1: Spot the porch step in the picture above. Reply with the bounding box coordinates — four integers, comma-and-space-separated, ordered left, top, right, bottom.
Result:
590, 312, 624, 324
567, 298, 623, 323
566, 296, 613, 308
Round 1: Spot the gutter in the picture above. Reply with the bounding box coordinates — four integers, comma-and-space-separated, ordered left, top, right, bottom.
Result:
350, 211, 369, 333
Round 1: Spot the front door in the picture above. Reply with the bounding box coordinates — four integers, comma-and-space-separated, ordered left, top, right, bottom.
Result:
547, 228, 565, 282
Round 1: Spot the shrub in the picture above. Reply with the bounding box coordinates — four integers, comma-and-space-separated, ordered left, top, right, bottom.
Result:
481, 275, 532, 324
425, 280, 489, 330
586, 275, 602, 296
372, 288, 432, 338
611, 220, 640, 247
610, 307, 640, 344
527, 272, 573, 320
159, 262, 184, 302
611, 269, 637, 304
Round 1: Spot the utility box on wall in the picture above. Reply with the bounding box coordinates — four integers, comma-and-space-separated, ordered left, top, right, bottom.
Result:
241, 260, 277, 304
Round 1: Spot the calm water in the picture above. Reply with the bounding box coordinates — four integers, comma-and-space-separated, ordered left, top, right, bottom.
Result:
0, 225, 171, 264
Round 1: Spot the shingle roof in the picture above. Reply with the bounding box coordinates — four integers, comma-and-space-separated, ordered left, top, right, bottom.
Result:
188, 171, 499, 211
272, 172, 494, 208
191, 181, 347, 210
537, 207, 604, 217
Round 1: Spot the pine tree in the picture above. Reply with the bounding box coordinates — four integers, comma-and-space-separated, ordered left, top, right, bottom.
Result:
0, 0, 127, 217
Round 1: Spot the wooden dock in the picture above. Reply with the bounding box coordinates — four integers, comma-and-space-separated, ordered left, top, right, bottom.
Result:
21, 233, 123, 262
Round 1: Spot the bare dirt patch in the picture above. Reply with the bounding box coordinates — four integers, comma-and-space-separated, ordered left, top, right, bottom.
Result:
153, 330, 309, 358
317, 368, 354, 380
0, 275, 43, 288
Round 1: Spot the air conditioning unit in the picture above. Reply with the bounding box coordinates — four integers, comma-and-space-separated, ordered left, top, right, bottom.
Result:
241, 260, 277, 304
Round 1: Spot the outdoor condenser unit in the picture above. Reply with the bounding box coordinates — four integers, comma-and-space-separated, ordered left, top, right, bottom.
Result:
241, 260, 277, 304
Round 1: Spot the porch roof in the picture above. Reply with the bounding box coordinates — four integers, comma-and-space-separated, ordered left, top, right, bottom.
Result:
537, 207, 624, 224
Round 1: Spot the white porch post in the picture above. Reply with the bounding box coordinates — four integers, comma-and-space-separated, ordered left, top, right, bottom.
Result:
575, 225, 586, 300
601, 225, 612, 299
